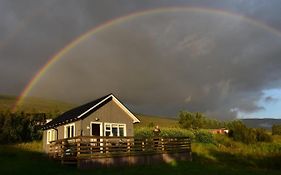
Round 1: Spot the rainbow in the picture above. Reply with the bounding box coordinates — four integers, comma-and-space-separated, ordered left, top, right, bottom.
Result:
13, 6, 281, 111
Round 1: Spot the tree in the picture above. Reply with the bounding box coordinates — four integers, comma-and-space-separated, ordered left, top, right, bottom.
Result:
178, 111, 224, 129
179, 111, 194, 129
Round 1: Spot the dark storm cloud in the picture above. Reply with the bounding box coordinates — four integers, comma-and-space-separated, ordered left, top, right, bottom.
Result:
1, 0, 281, 119
29, 11, 281, 120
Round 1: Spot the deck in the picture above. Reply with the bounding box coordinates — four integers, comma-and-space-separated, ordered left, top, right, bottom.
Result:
49, 136, 192, 168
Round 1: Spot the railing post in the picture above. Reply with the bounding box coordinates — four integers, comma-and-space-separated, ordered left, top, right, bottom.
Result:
127, 138, 131, 153
161, 138, 164, 152
61, 140, 65, 158
77, 138, 81, 157
142, 139, 145, 152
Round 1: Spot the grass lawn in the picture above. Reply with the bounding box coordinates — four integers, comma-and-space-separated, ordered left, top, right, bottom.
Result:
0, 141, 280, 175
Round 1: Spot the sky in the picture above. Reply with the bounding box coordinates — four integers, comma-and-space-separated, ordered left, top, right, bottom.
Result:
1, 0, 281, 120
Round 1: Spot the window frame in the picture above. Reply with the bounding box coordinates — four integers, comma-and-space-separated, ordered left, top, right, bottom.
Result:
47, 129, 56, 144
90, 122, 103, 136
64, 123, 75, 138
103, 123, 126, 137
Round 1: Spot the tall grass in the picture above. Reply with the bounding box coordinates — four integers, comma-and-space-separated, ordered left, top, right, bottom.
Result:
193, 134, 281, 170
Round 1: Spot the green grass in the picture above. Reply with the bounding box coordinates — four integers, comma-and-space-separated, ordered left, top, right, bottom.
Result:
192, 135, 281, 170
0, 138, 281, 175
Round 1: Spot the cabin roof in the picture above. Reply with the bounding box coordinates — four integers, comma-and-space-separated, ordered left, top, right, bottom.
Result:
43, 93, 140, 130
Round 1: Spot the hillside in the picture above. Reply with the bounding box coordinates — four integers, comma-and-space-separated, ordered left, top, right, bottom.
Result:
134, 114, 179, 128
0, 95, 74, 113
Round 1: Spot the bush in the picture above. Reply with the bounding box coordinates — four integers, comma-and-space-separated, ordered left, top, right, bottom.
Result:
255, 128, 272, 142
272, 124, 281, 135
227, 120, 273, 144
0, 111, 43, 143
195, 130, 214, 143
134, 127, 154, 138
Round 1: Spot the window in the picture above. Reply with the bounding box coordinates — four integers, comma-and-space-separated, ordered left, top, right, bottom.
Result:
105, 124, 111, 136
119, 125, 125, 137
64, 123, 75, 138
104, 123, 126, 137
47, 129, 56, 144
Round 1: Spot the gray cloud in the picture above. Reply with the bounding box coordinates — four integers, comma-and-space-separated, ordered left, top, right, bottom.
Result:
29, 11, 281, 120
1, 0, 281, 120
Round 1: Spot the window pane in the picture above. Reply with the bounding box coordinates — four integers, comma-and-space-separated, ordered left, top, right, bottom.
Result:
71, 126, 74, 137
67, 126, 70, 138
112, 127, 118, 136
119, 128, 124, 137
105, 131, 111, 136
106, 124, 110, 130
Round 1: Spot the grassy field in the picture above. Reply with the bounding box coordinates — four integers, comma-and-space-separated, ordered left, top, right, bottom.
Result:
1, 137, 281, 175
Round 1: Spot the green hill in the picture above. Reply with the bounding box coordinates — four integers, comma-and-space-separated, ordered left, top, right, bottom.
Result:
0, 95, 74, 113
134, 114, 179, 128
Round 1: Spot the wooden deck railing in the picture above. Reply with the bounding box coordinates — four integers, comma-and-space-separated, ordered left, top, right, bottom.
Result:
49, 136, 191, 160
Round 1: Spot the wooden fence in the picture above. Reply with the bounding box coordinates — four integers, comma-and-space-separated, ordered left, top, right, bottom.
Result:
49, 136, 191, 168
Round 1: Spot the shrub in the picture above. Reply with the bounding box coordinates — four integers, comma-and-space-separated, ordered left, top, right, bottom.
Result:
134, 127, 154, 138
227, 120, 256, 144
0, 111, 43, 143
159, 128, 195, 139
255, 128, 272, 142
195, 130, 214, 143
227, 120, 273, 144
272, 124, 281, 135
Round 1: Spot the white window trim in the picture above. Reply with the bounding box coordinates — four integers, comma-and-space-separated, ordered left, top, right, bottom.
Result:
104, 122, 126, 137
47, 129, 56, 144
64, 123, 75, 138
90, 122, 103, 136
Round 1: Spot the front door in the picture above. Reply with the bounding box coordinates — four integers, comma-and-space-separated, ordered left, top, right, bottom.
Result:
91, 123, 101, 136
90, 123, 103, 152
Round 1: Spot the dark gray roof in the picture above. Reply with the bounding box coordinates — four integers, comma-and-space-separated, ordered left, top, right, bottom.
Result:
43, 94, 112, 130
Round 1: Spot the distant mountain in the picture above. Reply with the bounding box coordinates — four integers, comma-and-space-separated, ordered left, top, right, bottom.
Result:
241, 118, 281, 130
